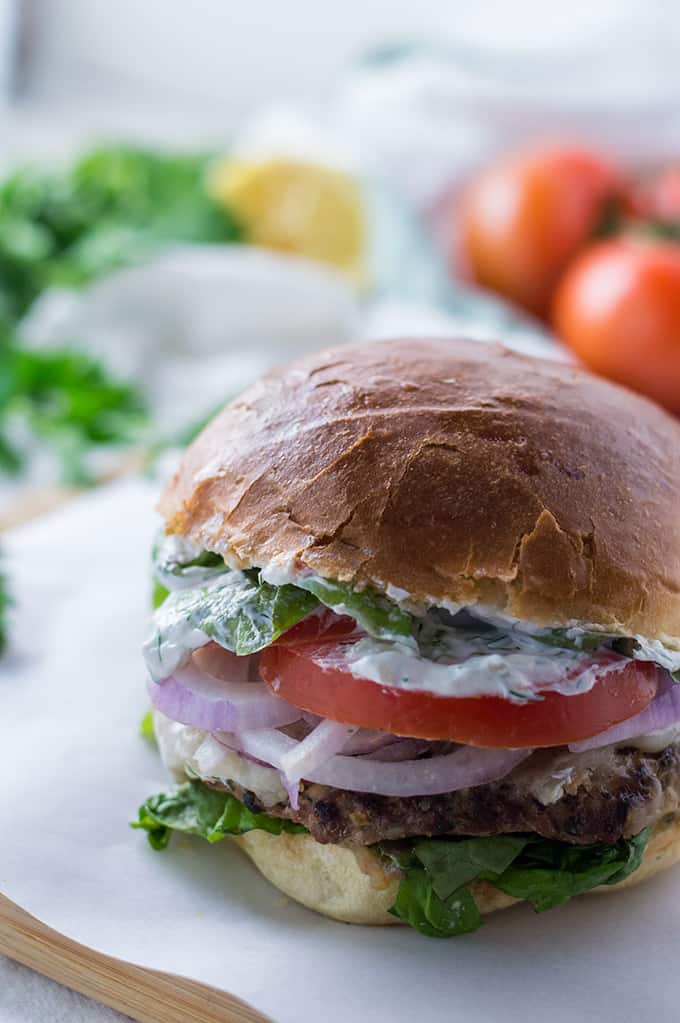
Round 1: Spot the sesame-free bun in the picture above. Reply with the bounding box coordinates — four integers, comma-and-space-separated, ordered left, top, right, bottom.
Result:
234, 815, 680, 927
160, 338, 680, 639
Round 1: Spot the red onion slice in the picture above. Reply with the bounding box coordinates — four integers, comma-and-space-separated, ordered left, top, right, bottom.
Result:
570, 670, 678, 752
309, 744, 530, 796
148, 667, 301, 733
364, 738, 433, 762
341, 728, 405, 756
224, 728, 530, 797
280, 720, 359, 785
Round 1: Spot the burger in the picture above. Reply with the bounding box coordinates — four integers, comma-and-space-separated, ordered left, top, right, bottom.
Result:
135, 338, 680, 937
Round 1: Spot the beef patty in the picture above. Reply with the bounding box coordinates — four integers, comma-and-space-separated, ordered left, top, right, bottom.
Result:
224, 743, 680, 847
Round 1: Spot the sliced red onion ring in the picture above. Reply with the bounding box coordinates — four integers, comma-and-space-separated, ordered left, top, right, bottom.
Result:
223, 728, 530, 797
280, 720, 358, 785
341, 728, 404, 756
570, 670, 678, 752
309, 744, 530, 796
148, 667, 301, 732
364, 738, 433, 762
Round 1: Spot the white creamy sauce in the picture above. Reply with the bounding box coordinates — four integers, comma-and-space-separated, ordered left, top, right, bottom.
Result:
632, 636, 680, 675
338, 637, 610, 702
153, 532, 229, 592
144, 618, 210, 681
160, 532, 204, 565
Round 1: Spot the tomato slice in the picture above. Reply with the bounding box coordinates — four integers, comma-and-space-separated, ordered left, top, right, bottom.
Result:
259, 619, 659, 748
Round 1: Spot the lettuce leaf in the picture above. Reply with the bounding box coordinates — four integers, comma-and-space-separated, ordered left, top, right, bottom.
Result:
144, 570, 318, 677
382, 828, 649, 938
133, 780, 306, 850
295, 576, 414, 641
533, 629, 617, 653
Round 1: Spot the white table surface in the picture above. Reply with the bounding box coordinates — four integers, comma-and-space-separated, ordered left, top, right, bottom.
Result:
0, 956, 129, 1022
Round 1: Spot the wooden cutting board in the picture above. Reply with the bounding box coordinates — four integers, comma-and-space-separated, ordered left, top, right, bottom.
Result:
0, 891, 270, 1021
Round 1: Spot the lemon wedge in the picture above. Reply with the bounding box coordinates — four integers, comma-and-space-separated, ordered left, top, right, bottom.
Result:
208, 157, 365, 280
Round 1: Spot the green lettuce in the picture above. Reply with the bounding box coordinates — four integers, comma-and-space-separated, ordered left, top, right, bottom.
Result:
383, 828, 649, 938
151, 580, 169, 610
534, 629, 640, 657
133, 780, 306, 850
295, 575, 413, 641
146, 570, 318, 676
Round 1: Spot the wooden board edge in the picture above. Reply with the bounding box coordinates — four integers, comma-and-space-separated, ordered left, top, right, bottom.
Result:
0, 894, 271, 1023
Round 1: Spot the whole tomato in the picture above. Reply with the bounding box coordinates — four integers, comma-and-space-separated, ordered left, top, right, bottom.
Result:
459, 144, 624, 317
553, 238, 680, 414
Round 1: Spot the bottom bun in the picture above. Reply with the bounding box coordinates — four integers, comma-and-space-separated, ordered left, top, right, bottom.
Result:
233, 814, 680, 927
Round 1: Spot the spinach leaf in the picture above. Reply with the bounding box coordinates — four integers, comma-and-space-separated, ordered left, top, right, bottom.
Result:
389, 865, 482, 938
532, 629, 615, 653
413, 835, 529, 900
296, 576, 414, 641
382, 828, 649, 938
495, 829, 648, 911
133, 780, 306, 850
144, 571, 318, 677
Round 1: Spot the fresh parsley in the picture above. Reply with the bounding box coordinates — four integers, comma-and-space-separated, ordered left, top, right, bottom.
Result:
0, 340, 147, 484
0, 146, 242, 325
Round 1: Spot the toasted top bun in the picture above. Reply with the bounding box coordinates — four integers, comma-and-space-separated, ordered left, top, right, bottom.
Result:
233, 814, 680, 926
160, 338, 680, 639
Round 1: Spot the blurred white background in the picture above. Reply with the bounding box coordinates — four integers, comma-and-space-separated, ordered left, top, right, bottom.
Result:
2, 0, 679, 122
0, 0, 677, 182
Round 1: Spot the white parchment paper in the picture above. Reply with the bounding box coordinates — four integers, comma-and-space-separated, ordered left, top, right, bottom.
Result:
1, 480, 678, 1023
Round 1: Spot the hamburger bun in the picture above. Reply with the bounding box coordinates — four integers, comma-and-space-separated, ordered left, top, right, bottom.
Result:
160, 338, 680, 640
233, 814, 680, 926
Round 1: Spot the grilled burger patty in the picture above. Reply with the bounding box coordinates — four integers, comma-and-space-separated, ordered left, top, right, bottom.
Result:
223, 742, 680, 847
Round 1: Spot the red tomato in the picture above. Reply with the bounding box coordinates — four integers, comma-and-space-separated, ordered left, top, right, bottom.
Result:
459, 144, 624, 317
259, 620, 658, 748
553, 238, 680, 414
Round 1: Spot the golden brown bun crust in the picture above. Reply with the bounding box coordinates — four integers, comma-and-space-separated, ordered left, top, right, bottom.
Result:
160, 338, 680, 638
234, 815, 680, 926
